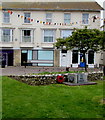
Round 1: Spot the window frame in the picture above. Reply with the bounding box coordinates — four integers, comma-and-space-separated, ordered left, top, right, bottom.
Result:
60, 29, 73, 39
21, 29, 33, 43
43, 29, 55, 43
1, 29, 13, 42
64, 13, 71, 24
3, 12, 10, 23
24, 13, 31, 23
21, 50, 54, 66
82, 13, 89, 25
46, 13, 52, 23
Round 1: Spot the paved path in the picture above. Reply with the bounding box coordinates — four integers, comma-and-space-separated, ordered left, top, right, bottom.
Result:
0, 66, 102, 76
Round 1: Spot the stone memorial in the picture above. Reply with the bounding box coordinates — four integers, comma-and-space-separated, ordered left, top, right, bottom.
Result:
67, 73, 78, 83
77, 73, 88, 83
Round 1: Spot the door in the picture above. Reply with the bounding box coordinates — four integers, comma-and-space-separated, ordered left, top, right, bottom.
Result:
61, 50, 67, 67
8, 51, 13, 66
1, 50, 13, 66
72, 50, 79, 67
21, 53, 27, 66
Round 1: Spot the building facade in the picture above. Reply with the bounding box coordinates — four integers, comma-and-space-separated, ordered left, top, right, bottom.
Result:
0, 1, 103, 67
103, 1, 105, 31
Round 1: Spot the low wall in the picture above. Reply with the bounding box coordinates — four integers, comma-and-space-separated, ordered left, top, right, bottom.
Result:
9, 72, 103, 86
87, 72, 103, 81
9, 75, 57, 86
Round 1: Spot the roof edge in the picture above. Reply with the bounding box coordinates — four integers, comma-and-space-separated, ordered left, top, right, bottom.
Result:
2, 8, 101, 12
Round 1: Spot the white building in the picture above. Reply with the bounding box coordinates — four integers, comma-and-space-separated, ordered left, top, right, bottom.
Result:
0, 0, 103, 67
103, 1, 105, 31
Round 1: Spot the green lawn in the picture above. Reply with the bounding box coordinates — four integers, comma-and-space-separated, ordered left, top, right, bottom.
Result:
2, 76, 104, 119
0, 76, 2, 119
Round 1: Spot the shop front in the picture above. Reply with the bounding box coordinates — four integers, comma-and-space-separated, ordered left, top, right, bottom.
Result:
21, 49, 54, 66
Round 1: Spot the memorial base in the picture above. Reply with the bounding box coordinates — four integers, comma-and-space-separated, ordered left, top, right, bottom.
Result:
63, 82, 97, 86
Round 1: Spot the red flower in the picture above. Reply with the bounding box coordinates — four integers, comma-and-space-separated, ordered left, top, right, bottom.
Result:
57, 76, 64, 83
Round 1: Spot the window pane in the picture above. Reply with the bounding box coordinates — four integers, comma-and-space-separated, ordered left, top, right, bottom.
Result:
46, 13, 52, 23
24, 30, 31, 36
38, 51, 53, 60
64, 13, 70, 19
3, 29, 10, 35
22, 36, 31, 42
64, 13, 70, 24
4, 12, 9, 17
33, 50, 38, 60
44, 30, 54, 42
24, 13, 30, 23
22, 30, 31, 42
72, 50, 78, 63
44, 30, 53, 36
22, 50, 27, 53
3, 12, 10, 23
44, 37, 53, 42
61, 30, 72, 38
82, 13, 89, 24
28, 50, 32, 60
46, 13, 52, 18
38, 63, 53, 66
2, 29, 11, 42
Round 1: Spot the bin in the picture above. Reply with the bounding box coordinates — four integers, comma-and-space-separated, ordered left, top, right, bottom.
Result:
80, 62, 85, 67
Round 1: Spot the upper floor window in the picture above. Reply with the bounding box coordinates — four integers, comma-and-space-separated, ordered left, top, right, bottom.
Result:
3, 12, 10, 23
61, 30, 73, 39
21, 29, 33, 42
46, 13, 52, 23
82, 13, 89, 24
24, 13, 30, 23
1, 29, 13, 42
64, 13, 71, 24
43, 30, 55, 43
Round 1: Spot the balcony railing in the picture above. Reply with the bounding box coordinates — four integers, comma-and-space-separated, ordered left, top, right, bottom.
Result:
22, 36, 31, 42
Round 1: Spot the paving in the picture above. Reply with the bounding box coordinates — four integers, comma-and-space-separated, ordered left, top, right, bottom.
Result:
0, 66, 103, 76
63, 82, 97, 86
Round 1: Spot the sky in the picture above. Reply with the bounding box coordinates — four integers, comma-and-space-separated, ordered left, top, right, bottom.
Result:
95, 0, 105, 7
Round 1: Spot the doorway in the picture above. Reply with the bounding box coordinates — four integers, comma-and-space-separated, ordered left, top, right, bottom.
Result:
21, 53, 27, 66
0, 50, 13, 66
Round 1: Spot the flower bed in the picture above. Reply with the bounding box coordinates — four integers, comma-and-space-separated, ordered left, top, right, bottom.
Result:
9, 72, 103, 86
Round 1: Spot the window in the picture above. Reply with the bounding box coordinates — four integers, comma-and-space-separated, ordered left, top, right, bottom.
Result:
38, 51, 53, 60
3, 12, 10, 23
32, 51, 38, 60
24, 13, 30, 23
22, 30, 32, 42
1, 29, 13, 42
21, 50, 54, 66
82, 13, 89, 24
28, 50, 32, 60
44, 30, 55, 42
88, 50, 94, 64
38, 50, 54, 66
101, 53, 103, 60
64, 13, 71, 24
46, 13, 52, 23
61, 30, 72, 39
72, 50, 78, 64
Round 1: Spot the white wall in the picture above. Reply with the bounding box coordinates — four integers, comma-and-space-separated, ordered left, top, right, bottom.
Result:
1, 10, 101, 49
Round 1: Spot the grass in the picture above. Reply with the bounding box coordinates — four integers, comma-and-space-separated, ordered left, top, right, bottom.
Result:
0, 76, 2, 119
2, 76, 104, 119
